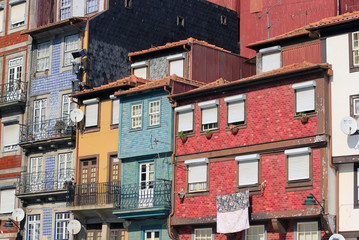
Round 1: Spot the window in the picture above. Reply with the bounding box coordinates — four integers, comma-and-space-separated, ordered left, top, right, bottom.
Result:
84, 98, 99, 128
131, 104, 142, 129
60, 0, 71, 20
245, 225, 265, 240
355, 163, 359, 208
111, 96, 120, 125
33, 98, 47, 138
86, 0, 97, 13
30, 157, 43, 192
28, 215, 41, 240
297, 222, 318, 240
131, 61, 148, 79
285, 147, 312, 189
0, 5, 4, 32
2, 118, 19, 152
0, 189, 16, 213
58, 153, 73, 189
145, 229, 160, 240
236, 154, 260, 187
194, 228, 212, 240
10, 0, 26, 28
199, 100, 219, 131
111, 229, 125, 240
175, 104, 194, 133
63, 35, 78, 66
185, 158, 208, 192
167, 53, 185, 77
149, 100, 160, 126
61, 94, 75, 122
350, 94, 359, 118
37, 42, 50, 72
220, 15, 227, 25
177, 16, 184, 27
260, 46, 281, 73
87, 230, 102, 240
352, 32, 359, 69
55, 212, 70, 240
225, 94, 246, 125
292, 80, 316, 114
124, 0, 132, 8
7, 57, 23, 102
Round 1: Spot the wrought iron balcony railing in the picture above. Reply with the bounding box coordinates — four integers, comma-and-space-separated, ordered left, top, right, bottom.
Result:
0, 81, 26, 104
20, 118, 75, 143
17, 169, 75, 195
116, 179, 172, 210
66, 182, 120, 207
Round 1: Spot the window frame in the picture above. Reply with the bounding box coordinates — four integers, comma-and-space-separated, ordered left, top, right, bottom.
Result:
110, 95, 120, 127
86, 0, 98, 14
84, 98, 100, 131
63, 34, 79, 68
167, 53, 186, 78
354, 163, 359, 209
185, 158, 209, 194
131, 61, 149, 79
236, 154, 261, 194
292, 80, 316, 115
193, 227, 213, 240
350, 31, 359, 73
36, 41, 51, 72
295, 221, 320, 240
199, 100, 219, 132
59, 0, 72, 21
175, 104, 194, 134
259, 46, 282, 73
55, 212, 70, 240
225, 94, 246, 127
7, 57, 23, 95
9, 0, 26, 31
244, 224, 266, 240
148, 99, 160, 127
285, 147, 313, 191
124, 0, 132, 9
0, 188, 16, 214
27, 214, 41, 240
131, 103, 143, 130
2, 118, 20, 153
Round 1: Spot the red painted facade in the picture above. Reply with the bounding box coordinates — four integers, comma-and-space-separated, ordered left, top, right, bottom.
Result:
171, 64, 331, 239
282, 42, 322, 66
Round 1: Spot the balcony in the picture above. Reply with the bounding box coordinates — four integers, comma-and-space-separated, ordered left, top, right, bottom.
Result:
113, 180, 172, 219
19, 118, 75, 150
0, 81, 26, 113
16, 169, 74, 204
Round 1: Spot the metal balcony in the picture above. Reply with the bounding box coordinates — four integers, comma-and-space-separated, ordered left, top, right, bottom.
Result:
17, 169, 75, 202
116, 180, 172, 210
67, 182, 120, 207
19, 118, 75, 149
0, 81, 26, 112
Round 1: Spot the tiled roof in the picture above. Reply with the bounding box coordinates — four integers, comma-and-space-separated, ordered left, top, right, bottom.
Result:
115, 74, 205, 97
128, 37, 231, 57
247, 11, 359, 48
171, 62, 331, 97
72, 75, 151, 97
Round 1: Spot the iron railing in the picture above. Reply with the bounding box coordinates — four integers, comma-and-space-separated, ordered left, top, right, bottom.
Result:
116, 179, 172, 210
20, 118, 74, 143
67, 182, 120, 206
17, 169, 75, 194
0, 81, 26, 104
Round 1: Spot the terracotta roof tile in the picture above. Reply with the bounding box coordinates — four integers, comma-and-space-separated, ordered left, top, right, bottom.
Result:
248, 11, 359, 48
72, 75, 150, 97
115, 74, 205, 97
172, 62, 331, 97
128, 38, 231, 57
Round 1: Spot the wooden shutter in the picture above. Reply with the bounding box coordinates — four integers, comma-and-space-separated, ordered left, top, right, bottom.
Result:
296, 87, 315, 113
288, 153, 309, 181
188, 164, 207, 184
262, 52, 281, 72
0, 189, 15, 213
169, 59, 184, 77
112, 99, 120, 124
3, 123, 19, 147
10, 2, 25, 24
85, 103, 98, 127
228, 101, 245, 123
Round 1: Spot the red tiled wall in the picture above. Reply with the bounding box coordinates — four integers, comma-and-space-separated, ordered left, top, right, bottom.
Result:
177, 77, 318, 156
175, 149, 322, 219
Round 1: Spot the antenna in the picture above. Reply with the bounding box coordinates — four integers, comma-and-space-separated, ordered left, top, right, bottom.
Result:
258, 0, 281, 39
291, 7, 326, 25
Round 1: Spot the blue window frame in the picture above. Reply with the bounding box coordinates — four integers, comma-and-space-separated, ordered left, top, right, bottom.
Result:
55, 212, 70, 240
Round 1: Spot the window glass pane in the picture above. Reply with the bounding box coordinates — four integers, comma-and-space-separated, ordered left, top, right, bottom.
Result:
353, 32, 359, 66
194, 228, 212, 240
37, 42, 50, 71
131, 104, 142, 128
149, 100, 160, 126
60, 0, 72, 20
246, 225, 265, 240
112, 99, 120, 124
64, 35, 78, 66
354, 99, 359, 115
87, 0, 98, 13
297, 222, 318, 240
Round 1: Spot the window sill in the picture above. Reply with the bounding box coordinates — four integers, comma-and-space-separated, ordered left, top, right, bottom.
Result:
185, 190, 210, 197
285, 179, 312, 192
226, 123, 247, 131
84, 127, 100, 133
110, 124, 119, 129
200, 129, 220, 135
176, 131, 195, 138
33, 70, 50, 78
237, 184, 261, 195
350, 66, 359, 73
130, 127, 142, 132
147, 124, 161, 129
294, 111, 317, 119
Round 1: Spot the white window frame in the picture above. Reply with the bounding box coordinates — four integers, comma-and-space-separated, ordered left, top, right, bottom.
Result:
198, 100, 219, 131
292, 80, 316, 114
193, 228, 212, 240
63, 34, 78, 67
185, 158, 208, 193
37, 42, 50, 72
60, 0, 72, 20
225, 94, 246, 125
144, 229, 160, 240
245, 225, 266, 240
236, 154, 260, 187
297, 222, 319, 240
55, 212, 70, 240
131, 103, 142, 129
86, 0, 97, 14
285, 147, 311, 181
28, 214, 41, 240
149, 100, 160, 126
175, 104, 194, 133
131, 61, 148, 79
353, 32, 359, 67
0, 189, 16, 214
260, 46, 282, 73
84, 98, 99, 128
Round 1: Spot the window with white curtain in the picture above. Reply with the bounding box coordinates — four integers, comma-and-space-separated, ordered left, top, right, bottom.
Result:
37, 42, 50, 71
10, 0, 26, 28
0, 189, 16, 213
292, 80, 316, 114
285, 147, 311, 181
199, 100, 219, 131
236, 154, 260, 186
175, 104, 194, 132
84, 98, 99, 128
185, 158, 208, 192
225, 94, 246, 125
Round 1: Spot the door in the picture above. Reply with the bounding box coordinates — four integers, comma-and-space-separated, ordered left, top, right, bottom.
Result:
33, 99, 47, 139
7, 58, 22, 102
57, 152, 73, 190
79, 159, 98, 205
139, 161, 154, 208
29, 157, 43, 192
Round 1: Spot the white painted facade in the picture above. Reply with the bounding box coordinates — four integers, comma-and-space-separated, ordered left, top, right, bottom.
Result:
326, 32, 359, 233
